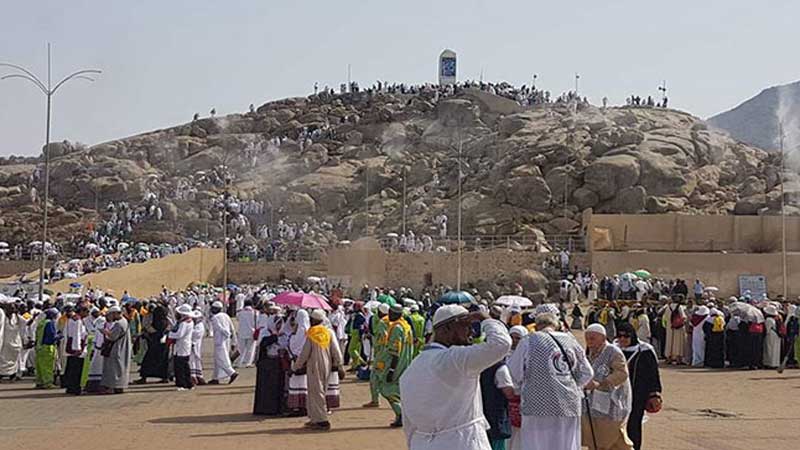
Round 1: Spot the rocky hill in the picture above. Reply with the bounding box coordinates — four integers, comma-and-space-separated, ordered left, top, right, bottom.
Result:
708, 80, 800, 151
0, 87, 787, 251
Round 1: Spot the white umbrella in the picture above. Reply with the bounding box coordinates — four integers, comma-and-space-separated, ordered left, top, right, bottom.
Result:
85, 243, 99, 250
29, 241, 42, 247
386, 233, 399, 238
63, 293, 82, 300
364, 300, 381, 310
307, 276, 322, 283
0, 249, 9, 254
117, 242, 130, 250
704, 286, 719, 292
495, 295, 533, 308
0, 241, 9, 248
68, 259, 81, 265
63, 272, 79, 279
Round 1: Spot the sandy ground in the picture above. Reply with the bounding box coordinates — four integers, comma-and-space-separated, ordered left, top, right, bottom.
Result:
1, 338, 799, 450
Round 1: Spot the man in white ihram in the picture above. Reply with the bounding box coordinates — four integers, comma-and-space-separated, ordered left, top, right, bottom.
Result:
508, 312, 594, 450
400, 304, 511, 450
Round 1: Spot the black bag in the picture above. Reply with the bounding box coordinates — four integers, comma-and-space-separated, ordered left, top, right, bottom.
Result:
100, 338, 116, 357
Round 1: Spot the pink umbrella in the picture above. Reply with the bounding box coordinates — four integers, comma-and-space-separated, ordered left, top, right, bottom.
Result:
273, 291, 332, 311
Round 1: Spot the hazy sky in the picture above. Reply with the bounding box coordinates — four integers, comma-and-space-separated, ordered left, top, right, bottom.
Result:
1, 0, 799, 156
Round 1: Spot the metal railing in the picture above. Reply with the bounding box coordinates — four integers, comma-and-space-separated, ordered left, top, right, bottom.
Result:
376, 233, 586, 253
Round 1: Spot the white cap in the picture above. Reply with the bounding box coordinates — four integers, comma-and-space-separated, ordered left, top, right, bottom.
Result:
190, 309, 203, 319
586, 323, 606, 336
211, 301, 224, 309
695, 306, 710, 316
432, 304, 469, 328
509, 325, 529, 337
176, 304, 193, 315
108, 306, 122, 314
378, 303, 390, 314
403, 299, 417, 307
764, 305, 778, 316
410, 304, 419, 312
310, 309, 326, 322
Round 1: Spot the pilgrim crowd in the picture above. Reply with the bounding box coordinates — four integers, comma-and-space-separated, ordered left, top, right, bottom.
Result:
1, 277, 671, 450
3, 269, 796, 449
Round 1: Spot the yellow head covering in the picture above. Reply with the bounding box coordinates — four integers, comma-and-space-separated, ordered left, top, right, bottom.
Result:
306, 325, 331, 349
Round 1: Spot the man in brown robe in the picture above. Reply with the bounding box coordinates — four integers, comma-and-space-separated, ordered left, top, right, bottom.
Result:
293, 309, 345, 431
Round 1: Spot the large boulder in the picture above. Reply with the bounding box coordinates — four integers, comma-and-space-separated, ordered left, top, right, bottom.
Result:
283, 192, 317, 215
572, 187, 599, 210
637, 151, 697, 197
584, 155, 641, 200
495, 176, 552, 211
604, 186, 647, 213
545, 166, 580, 204
734, 194, 766, 215
436, 99, 483, 128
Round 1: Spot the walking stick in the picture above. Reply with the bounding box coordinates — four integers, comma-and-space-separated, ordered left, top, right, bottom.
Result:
583, 391, 599, 450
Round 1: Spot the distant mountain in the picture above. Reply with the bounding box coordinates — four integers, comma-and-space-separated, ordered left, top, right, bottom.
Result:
708, 80, 800, 151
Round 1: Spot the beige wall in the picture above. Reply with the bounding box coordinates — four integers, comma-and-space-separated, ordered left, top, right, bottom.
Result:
48, 248, 223, 298
0, 260, 38, 279
589, 213, 800, 252
326, 238, 387, 290
229, 261, 327, 285
592, 251, 797, 298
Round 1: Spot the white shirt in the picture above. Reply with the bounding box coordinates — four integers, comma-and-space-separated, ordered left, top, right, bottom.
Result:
169, 321, 193, 357
495, 364, 513, 389
237, 306, 257, 337
329, 308, 347, 340
211, 312, 235, 345
400, 319, 511, 450
65, 317, 87, 357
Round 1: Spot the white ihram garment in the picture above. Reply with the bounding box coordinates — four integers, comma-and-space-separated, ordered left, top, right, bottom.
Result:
400, 319, 511, 450
211, 312, 236, 380
236, 307, 257, 367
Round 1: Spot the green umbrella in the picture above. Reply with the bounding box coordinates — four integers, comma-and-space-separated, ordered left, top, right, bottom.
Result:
438, 290, 476, 305
633, 269, 652, 279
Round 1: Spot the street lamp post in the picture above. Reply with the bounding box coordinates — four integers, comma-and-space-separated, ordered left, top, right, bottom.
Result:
780, 122, 787, 300
457, 133, 463, 291
402, 165, 407, 236
0, 44, 101, 302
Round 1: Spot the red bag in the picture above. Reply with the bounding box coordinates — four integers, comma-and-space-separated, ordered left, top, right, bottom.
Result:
253, 329, 261, 340
749, 323, 765, 334
508, 396, 522, 428
645, 396, 663, 414
777, 318, 787, 337
670, 307, 685, 329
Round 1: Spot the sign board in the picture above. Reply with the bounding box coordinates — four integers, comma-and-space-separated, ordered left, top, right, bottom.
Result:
738, 275, 767, 298
438, 49, 457, 85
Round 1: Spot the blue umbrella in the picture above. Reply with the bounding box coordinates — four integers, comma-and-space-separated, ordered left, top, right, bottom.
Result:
438, 290, 475, 305
227, 283, 240, 291
69, 282, 82, 289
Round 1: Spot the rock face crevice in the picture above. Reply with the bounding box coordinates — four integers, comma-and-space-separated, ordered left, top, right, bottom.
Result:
0, 89, 787, 247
